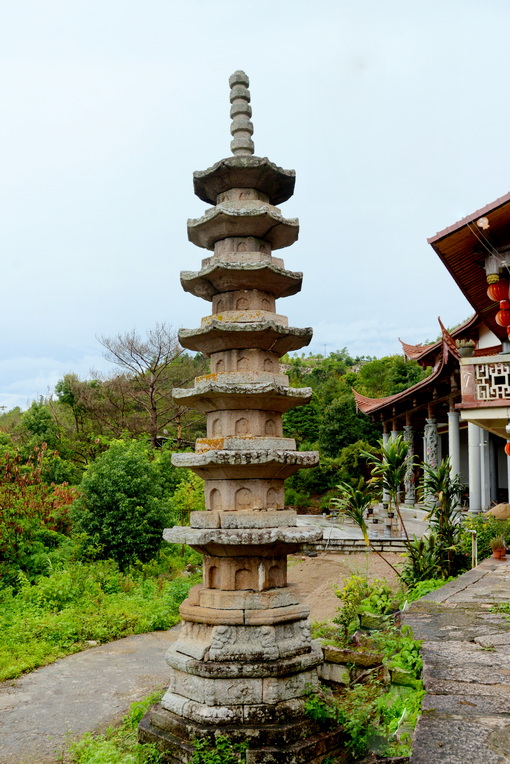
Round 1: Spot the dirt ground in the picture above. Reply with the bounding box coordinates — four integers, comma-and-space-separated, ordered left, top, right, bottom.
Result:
287, 552, 404, 623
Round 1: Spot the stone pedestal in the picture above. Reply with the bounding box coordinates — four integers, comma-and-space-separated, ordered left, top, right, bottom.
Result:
139, 71, 344, 762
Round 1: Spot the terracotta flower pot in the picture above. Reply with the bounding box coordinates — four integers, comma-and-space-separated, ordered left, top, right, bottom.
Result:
492, 548, 507, 559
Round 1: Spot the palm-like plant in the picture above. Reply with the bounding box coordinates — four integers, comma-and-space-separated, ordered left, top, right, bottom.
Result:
363, 435, 412, 543
331, 479, 403, 579
422, 457, 465, 577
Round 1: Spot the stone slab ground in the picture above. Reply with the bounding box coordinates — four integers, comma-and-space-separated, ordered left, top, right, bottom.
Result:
404, 557, 510, 764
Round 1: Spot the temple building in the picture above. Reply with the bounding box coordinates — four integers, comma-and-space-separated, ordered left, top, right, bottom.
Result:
355, 192, 510, 514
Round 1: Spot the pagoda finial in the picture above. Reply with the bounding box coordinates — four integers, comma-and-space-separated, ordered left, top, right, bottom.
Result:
229, 70, 254, 156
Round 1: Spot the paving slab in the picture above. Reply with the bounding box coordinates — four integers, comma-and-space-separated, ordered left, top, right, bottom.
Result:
0, 627, 180, 763
405, 557, 510, 763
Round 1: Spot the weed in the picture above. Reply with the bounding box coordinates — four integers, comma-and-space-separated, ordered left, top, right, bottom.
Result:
191, 736, 248, 764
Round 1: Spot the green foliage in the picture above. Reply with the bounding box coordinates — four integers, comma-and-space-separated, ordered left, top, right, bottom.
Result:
460, 514, 510, 561
0, 558, 199, 681
401, 535, 441, 585
355, 355, 430, 398
192, 736, 248, 764
69, 690, 164, 763
72, 440, 171, 569
422, 458, 466, 578
170, 471, 205, 526
319, 394, 380, 457
406, 577, 453, 602
0, 445, 77, 587
306, 679, 423, 759
333, 576, 398, 642
330, 480, 372, 544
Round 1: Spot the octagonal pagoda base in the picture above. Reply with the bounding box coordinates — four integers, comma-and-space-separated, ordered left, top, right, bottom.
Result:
139, 705, 349, 763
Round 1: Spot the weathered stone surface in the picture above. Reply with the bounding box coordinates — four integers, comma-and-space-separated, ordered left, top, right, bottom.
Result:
243, 603, 310, 625
166, 644, 322, 679
410, 716, 509, 763
179, 601, 244, 625
190, 509, 296, 530
319, 662, 350, 685
322, 644, 383, 667
161, 690, 243, 724
196, 435, 296, 452
219, 509, 297, 529
172, 379, 312, 413
189, 510, 221, 529
168, 669, 264, 705
202, 553, 287, 589
180, 260, 302, 301
475, 633, 510, 648
187, 205, 299, 251
262, 669, 318, 704
164, 524, 322, 549
170, 449, 319, 481
171, 620, 313, 663
422, 693, 510, 715
204, 476, 286, 512
192, 155, 296, 206
201, 308, 288, 328
178, 320, 312, 356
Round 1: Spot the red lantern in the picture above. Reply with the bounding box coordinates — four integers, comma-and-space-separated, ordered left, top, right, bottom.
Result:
496, 309, 510, 327
505, 442, 510, 457
487, 279, 510, 301
501, 300, 510, 311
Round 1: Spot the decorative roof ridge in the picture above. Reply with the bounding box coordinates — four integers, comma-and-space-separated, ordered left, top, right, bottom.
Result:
399, 313, 478, 361
438, 317, 460, 362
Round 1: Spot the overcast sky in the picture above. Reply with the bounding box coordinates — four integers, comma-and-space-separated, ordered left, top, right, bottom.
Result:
1, 0, 509, 409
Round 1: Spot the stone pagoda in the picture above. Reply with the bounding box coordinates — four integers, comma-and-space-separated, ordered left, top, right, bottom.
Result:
140, 71, 344, 763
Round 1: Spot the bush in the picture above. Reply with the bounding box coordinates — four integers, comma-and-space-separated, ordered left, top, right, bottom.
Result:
72, 440, 171, 569
460, 514, 510, 561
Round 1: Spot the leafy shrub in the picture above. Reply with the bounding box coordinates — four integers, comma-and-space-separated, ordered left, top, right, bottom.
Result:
72, 440, 171, 569
460, 514, 510, 561
0, 446, 77, 588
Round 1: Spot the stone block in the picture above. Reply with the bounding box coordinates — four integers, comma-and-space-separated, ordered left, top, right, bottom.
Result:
170, 668, 264, 706
322, 644, 383, 667
242, 697, 306, 724
204, 477, 285, 512
206, 406, 283, 439
166, 645, 323, 680
263, 669, 318, 704
179, 600, 245, 625
203, 554, 287, 591
161, 690, 243, 724
319, 662, 350, 685
206, 620, 312, 662
190, 511, 220, 529
390, 667, 420, 687
243, 603, 310, 626
171, 622, 213, 660
198, 583, 301, 610
220, 509, 297, 529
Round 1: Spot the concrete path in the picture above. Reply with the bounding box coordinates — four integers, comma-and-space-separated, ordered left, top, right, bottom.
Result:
404, 557, 510, 763
0, 626, 180, 763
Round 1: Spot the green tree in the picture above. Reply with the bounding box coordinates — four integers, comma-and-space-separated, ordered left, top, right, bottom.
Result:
71, 440, 170, 569
319, 394, 380, 457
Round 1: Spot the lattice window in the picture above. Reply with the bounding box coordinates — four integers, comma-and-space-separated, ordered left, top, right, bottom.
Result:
475, 363, 510, 400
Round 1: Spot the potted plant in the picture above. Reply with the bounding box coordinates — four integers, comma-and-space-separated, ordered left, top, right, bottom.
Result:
490, 535, 507, 559
455, 338, 476, 357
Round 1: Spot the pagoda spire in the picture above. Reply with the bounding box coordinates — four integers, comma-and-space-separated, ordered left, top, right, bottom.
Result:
229, 69, 254, 156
